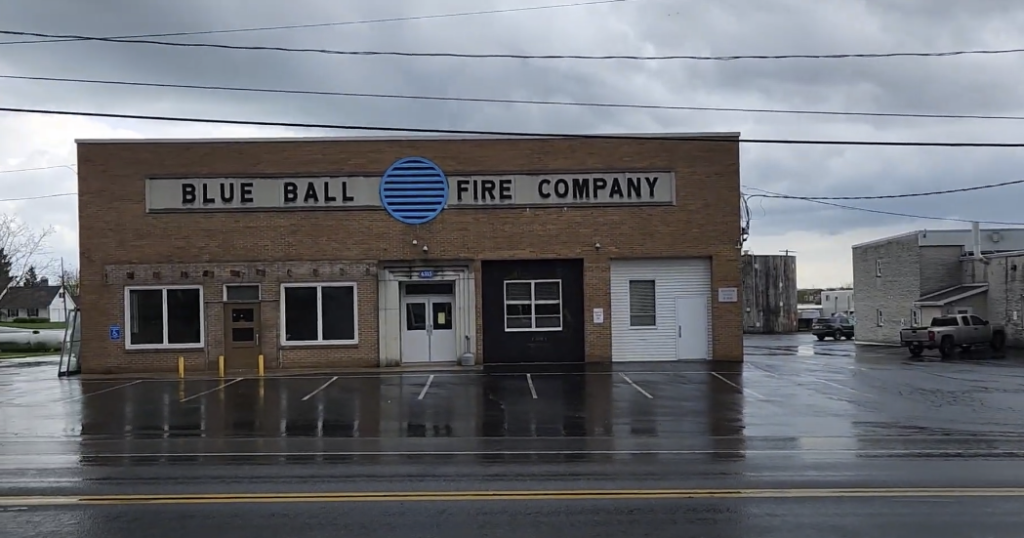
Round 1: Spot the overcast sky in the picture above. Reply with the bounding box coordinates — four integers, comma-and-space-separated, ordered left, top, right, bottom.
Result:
2, 0, 1023, 287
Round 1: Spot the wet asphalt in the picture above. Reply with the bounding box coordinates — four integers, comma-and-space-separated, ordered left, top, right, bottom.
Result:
3, 334, 1024, 536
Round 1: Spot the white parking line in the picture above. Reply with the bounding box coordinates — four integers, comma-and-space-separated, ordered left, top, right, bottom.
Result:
800, 375, 868, 396
711, 372, 766, 400
526, 374, 538, 399
301, 376, 338, 401
58, 380, 141, 403
618, 373, 653, 399
749, 364, 779, 377
180, 378, 241, 402
418, 375, 434, 400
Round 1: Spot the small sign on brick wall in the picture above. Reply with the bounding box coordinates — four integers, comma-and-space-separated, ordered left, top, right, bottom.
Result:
717, 287, 738, 303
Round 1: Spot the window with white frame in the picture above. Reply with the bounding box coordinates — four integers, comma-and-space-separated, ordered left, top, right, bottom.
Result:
224, 284, 261, 302
125, 286, 204, 348
281, 283, 358, 344
875, 259, 882, 277
628, 280, 657, 327
504, 280, 562, 331
4, 309, 15, 319
876, 308, 884, 326
26, 308, 39, 318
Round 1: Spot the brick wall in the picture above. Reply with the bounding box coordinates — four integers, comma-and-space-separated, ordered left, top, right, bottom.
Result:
918, 246, 964, 296
77, 135, 743, 373
852, 234, 921, 344
966, 256, 1024, 347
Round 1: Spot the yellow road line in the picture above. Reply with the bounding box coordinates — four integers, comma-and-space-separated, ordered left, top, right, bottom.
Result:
4, 488, 1024, 506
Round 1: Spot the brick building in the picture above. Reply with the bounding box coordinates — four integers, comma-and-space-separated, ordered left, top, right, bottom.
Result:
76, 133, 743, 374
852, 226, 1024, 345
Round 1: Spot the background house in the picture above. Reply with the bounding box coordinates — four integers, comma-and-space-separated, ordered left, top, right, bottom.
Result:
852, 226, 1024, 345
820, 289, 854, 317
0, 278, 77, 322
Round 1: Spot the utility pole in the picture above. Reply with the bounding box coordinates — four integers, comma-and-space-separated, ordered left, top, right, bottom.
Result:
779, 249, 797, 256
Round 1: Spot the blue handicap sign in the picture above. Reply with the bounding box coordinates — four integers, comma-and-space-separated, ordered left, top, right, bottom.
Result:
109, 325, 122, 341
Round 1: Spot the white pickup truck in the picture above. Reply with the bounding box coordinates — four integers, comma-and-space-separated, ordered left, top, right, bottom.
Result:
899, 314, 1007, 358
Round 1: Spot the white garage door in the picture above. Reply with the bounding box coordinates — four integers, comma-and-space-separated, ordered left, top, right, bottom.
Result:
610, 258, 712, 361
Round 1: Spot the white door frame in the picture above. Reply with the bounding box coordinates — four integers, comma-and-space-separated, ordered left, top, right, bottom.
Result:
378, 265, 476, 367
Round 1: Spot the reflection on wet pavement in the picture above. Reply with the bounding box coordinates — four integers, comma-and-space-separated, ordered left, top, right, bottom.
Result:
4, 334, 1024, 469
8, 336, 1024, 538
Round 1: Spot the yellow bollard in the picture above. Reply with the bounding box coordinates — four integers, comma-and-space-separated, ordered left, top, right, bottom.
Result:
177, 356, 185, 379
218, 355, 225, 378
258, 354, 265, 377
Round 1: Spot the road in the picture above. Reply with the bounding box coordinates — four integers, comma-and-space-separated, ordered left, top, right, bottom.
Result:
3, 334, 1024, 536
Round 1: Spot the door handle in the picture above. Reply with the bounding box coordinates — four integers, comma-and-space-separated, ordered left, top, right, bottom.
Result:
255, 332, 259, 346
678, 326, 682, 338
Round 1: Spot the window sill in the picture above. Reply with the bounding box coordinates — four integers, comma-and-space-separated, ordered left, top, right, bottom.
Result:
627, 326, 659, 330
125, 344, 205, 352
281, 340, 360, 348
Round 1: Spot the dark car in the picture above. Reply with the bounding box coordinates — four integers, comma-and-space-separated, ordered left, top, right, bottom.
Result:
812, 315, 855, 341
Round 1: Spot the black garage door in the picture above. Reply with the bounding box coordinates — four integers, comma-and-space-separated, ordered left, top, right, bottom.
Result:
481, 259, 585, 364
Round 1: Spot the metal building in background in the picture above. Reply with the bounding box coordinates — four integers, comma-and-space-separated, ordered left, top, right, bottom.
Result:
741, 254, 798, 334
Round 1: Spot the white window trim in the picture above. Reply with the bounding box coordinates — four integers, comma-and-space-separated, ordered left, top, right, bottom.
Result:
876, 308, 884, 327
124, 285, 206, 350
875, 259, 882, 277
504, 279, 563, 332
627, 279, 658, 330
223, 283, 262, 302
280, 282, 359, 346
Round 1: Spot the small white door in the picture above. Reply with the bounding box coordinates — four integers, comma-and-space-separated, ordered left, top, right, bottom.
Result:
429, 299, 456, 361
401, 300, 431, 363
675, 295, 709, 360
400, 295, 457, 363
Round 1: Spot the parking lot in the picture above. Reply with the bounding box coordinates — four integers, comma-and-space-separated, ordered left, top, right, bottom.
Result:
4, 333, 1024, 466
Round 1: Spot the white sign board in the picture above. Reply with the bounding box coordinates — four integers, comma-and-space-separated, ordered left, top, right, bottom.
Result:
145, 172, 676, 212
592, 308, 605, 324
717, 287, 738, 303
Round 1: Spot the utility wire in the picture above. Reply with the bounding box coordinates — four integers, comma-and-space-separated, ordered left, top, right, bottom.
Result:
6, 104, 1024, 147
6, 73, 1024, 123
0, 0, 631, 45
0, 164, 76, 175
743, 190, 1024, 226
0, 28, 1021, 62
743, 180, 1024, 200
0, 192, 76, 202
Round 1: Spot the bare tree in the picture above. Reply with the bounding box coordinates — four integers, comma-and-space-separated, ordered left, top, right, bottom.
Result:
61, 266, 80, 295
0, 214, 55, 282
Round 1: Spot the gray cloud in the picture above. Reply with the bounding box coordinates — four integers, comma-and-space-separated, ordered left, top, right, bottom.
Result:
2, 0, 1024, 275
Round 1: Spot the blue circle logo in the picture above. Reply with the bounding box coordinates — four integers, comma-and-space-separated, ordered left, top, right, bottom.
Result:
379, 157, 449, 225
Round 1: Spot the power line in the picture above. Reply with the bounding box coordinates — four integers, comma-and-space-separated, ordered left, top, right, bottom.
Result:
743, 189, 1024, 226
6, 104, 1024, 148
0, 0, 631, 45
1, 28, 1021, 62
743, 179, 1024, 200
0, 164, 76, 175
0, 192, 75, 202
6, 73, 1024, 123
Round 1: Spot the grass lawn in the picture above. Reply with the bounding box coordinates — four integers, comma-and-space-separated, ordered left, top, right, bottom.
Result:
0, 351, 59, 359
0, 322, 67, 330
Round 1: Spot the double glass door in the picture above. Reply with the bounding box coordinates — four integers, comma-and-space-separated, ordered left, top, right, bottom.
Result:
401, 296, 456, 363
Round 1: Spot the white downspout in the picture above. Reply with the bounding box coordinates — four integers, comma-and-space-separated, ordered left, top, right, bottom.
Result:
972, 221, 989, 264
